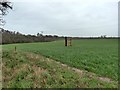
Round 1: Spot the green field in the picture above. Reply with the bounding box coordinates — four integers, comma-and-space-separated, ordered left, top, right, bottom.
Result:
2, 39, 118, 88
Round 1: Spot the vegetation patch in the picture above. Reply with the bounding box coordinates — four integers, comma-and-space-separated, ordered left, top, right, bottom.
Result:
2, 39, 118, 80
2, 50, 118, 88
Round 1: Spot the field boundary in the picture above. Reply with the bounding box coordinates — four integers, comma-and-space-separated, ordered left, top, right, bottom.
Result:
25, 52, 117, 83
46, 57, 117, 83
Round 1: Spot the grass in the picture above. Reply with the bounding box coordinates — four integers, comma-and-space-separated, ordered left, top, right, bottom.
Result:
2, 39, 118, 81
2, 50, 117, 88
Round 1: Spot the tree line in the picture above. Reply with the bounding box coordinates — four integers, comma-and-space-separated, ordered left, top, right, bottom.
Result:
1, 28, 62, 44
1, 28, 119, 44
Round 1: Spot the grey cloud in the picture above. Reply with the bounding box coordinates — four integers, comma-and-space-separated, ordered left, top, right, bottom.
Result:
4, 0, 118, 37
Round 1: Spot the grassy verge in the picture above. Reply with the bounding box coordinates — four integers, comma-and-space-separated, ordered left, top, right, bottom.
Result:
2, 50, 118, 88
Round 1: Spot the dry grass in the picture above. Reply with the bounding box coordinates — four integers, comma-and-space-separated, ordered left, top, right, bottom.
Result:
2, 50, 118, 88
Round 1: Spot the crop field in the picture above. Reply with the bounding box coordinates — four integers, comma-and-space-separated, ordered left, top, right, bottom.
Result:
2, 39, 118, 88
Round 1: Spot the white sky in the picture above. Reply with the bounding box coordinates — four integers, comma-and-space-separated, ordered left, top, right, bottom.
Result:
3, 0, 119, 37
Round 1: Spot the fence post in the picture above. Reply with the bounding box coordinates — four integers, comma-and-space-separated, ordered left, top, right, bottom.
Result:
65, 37, 67, 46
69, 38, 72, 46
15, 46, 16, 52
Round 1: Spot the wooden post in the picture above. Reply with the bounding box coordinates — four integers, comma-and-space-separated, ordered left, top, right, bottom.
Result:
65, 37, 67, 46
14, 46, 17, 60
15, 46, 16, 52
70, 38, 72, 46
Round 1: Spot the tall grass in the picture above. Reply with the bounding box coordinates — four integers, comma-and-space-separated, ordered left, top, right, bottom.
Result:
2, 39, 118, 80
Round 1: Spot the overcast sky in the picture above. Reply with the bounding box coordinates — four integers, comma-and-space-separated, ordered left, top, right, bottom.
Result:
3, 0, 119, 37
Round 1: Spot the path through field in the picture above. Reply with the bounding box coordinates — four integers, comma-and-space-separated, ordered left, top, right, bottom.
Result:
2, 50, 118, 88
26, 52, 117, 84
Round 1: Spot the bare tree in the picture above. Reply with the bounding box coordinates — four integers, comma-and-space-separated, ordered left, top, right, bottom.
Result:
0, 0, 12, 26
0, 0, 12, 15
